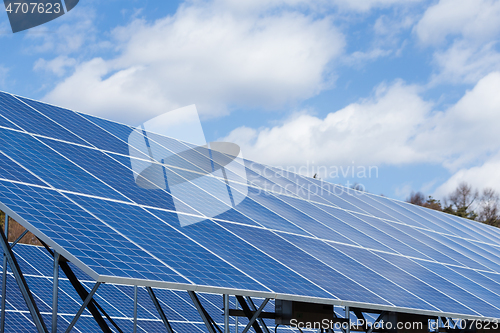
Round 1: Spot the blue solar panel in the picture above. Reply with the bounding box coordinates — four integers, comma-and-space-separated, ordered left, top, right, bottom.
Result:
3, 91, 500, 327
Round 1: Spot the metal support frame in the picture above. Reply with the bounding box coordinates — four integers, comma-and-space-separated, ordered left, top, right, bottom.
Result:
235, 297, 239, 333
245, 296, 270, 333
146, 287, 174, 333
223, 294, 230, 333
0, 217, 48, 333
353, 308, 367, 332
10, 229, 28, 249
241, 298, 269, 333
0, 214, 8, 333
188, 290, 222, 333
133, 285, 138, 333
64, 282, 101, 333
366, 311, 386, 333
40, 241, 117, 333
51, 252, 60, 333
345, 306, 350, 333
236, 295, 264, 333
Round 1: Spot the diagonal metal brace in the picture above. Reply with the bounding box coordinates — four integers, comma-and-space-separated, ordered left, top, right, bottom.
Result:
147, 287, 174, 333
246, 296, 270, 333
0, 223, 48, 333
236, 296, 264, 333
40, 241, 117, 333
242, 298, 269, 333
64, 282, 101, 333
189, 290, 222, 333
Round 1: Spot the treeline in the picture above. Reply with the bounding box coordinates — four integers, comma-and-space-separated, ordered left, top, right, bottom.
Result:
407, 182, 500, 227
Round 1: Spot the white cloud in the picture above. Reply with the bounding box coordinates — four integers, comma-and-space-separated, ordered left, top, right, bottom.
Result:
222, 72, 500, 191
25, 6, 98, 55
415, 0, 500, 46
430, 41, 500, 84
43, 2, 344, 125
223, 80, 432, 171
34, 56, 77, 76
415, 0, 500, 85
210, 0, 421, 13
333, 0, 423, 12
433, 156, 500, 199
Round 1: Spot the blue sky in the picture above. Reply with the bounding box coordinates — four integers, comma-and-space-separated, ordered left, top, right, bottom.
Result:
1, 0, 500, 201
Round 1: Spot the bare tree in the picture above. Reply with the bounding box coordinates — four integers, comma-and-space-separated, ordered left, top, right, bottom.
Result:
477, 188, 500, 227
407, 191, 425, 206
443, 182, 479, 219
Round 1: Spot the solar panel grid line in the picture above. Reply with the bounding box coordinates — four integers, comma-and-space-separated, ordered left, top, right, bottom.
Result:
414, 261, 500, 310
250, 163, 438, 231
389, 199, 487, 242
0, 198, 101, 283
10, 93, 154, 162
415, 261, 500, 314
451, 268, 500, 301
374, 253, 487, 316
356, 187, 500, 248
139, 210, 275, 293
150, 153, 408, 258
235, 162, 488, 266
295, 238, 443, 313
262, 235, 397, 307
299, 174, 500, 250
55, 192, 195, 285
367, 194, 499, 246
467, 241, 500, 268
420, 232, 500, 271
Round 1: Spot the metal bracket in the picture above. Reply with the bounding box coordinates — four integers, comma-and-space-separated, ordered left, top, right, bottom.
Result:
366, 311, 386, 333
40, 241, 119, 333
246, 296, 270, 333
147, 287, 174, 333
241, 298, 269, 333
236, 295, 264, 333
0, 217, 48, 333
188, 290, 222, 333
64, 282, 101, 333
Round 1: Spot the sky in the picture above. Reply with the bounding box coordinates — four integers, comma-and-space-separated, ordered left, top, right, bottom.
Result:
1, 0, 500, 202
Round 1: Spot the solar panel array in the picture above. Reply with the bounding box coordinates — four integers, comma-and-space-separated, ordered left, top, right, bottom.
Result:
2, 90, 500, 325
1, 243, 298, 333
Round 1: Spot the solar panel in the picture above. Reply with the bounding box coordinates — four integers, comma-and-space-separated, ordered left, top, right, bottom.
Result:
2, 90, 500, 332
1, 243, 293, 333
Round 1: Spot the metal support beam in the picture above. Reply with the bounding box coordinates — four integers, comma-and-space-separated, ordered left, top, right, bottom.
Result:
236, 296, 264, 333
366, 311, 386, 333
245, 296, 270, 333
0, 219, 48, 333
235, 298, 239, 333
64, 282, 101, 333
223, 294, 230, 333
146, 287, 174, 333
51, 252, 60, 333
188, 291, 217, 333
241, 298, 269, 333
133, 285, 138, 333
345, 306, 350, 333
40, 241, 115, 333
0, 214, 8, 333
10, 229, 28, 249
353, 308, 367, 332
